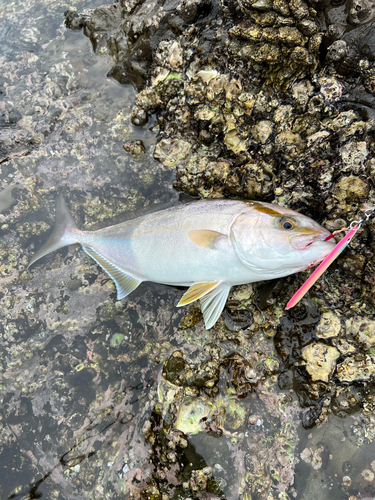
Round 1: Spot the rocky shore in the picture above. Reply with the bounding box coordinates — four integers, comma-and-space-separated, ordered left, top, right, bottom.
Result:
1, 0, 375, 497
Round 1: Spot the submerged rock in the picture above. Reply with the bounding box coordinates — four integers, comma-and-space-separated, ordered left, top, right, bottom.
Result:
174, 396, 213, 434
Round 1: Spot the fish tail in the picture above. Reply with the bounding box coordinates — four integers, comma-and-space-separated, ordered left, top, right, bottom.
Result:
28, 195, 80, 270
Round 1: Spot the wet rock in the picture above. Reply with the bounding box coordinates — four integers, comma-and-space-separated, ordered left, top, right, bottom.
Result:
229, 0, 321, 91
345, 317, 375, 350
177, 0, 211, 21
154, 138, 192, 168
316, 311, 341, 339
174, 396, 213, 434
64, 8, 85, 30
123, 140, 146, 157
251, 119, 273, 143
66, 278, 82, 291
0, 108, 22, 127
348, 0, 375, 25
85, 4, 123, 34
0, 183, 23, 213
336, 354, 375, 382
301, 342, 340, 382
326, 41, 360, 76
333, 176, 370, 201
300, 444, 324, 470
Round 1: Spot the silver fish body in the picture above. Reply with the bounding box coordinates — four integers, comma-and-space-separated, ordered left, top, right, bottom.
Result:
28, 197, 335, 329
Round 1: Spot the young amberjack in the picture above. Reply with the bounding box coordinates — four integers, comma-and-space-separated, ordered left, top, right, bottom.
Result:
28, 196, 335, 329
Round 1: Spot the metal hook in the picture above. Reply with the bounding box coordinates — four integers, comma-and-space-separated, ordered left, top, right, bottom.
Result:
364, 207, 375, 221
348, 219, 362, 230
348, 207, 375, 230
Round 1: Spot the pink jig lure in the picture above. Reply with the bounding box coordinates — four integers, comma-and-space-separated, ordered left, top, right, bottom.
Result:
285, 226, 360, 310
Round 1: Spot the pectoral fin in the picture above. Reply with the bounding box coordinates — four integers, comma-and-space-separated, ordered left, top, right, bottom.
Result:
83, 245, 141, 300
177, 281, 221, 306
199, 283, 231, 330
187, 230, 225, 249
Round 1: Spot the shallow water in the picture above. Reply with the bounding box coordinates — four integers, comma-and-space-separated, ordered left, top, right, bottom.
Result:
1, 0, 375, 499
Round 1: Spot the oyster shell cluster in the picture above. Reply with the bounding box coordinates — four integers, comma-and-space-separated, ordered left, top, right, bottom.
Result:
228, 0, 322, 89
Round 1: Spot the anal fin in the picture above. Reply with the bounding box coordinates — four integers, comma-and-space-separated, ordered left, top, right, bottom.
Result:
177, 281, 220, 306
200, 283, 231, 330
83, 245, 141, 300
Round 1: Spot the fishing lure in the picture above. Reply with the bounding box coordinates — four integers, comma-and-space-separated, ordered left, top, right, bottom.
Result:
286, 207, 375, 310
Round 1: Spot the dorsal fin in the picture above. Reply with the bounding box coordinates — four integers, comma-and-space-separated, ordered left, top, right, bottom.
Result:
177, 281, 221, 306
83, 245, 141, 300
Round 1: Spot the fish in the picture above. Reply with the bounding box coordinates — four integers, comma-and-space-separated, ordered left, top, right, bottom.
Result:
28, 196, 335, 329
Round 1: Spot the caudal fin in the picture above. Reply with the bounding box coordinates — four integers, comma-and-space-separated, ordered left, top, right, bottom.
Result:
28, 195, 79, 270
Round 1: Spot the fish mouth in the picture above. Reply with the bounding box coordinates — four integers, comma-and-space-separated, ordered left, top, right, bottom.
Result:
289, 231, 334, 251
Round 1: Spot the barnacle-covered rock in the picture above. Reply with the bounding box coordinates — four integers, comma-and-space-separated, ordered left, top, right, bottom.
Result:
345, 317, 375, 350
224, 129, 248, 153
229, 0, 321, 90
319, 76, 344, 102
175, 396, 213, 434
316, 311, 341, 339
177, 0, 212, 21
333, 175, 370, 201
347, 0, 375, 25
123, 140, 146, 158
251, 119, 273, 143
326, 40, 360, 76
301, 343, 340, 382
154, 40, 185, 70
336, 355, 375, 382
218, 395, 248, 432
300, 445, 324, 470
154, 138, 192, 169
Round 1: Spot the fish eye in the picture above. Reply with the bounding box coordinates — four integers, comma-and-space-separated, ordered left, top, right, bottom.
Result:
278, 217, 297, 230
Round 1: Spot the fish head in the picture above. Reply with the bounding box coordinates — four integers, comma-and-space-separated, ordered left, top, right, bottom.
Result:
230, 202, 336, 278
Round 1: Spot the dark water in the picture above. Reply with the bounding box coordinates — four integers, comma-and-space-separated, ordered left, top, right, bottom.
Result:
1, 0, 375, 499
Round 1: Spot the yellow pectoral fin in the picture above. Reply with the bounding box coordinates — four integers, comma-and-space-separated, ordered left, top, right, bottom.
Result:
187, 230, 225, 249
177, 281, 221, 306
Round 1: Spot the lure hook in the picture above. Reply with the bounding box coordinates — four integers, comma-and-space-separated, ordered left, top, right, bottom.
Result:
286, 206, 375, 310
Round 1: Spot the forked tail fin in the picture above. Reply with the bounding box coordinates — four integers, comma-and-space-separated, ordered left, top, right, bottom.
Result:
28, 195, 79, 270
